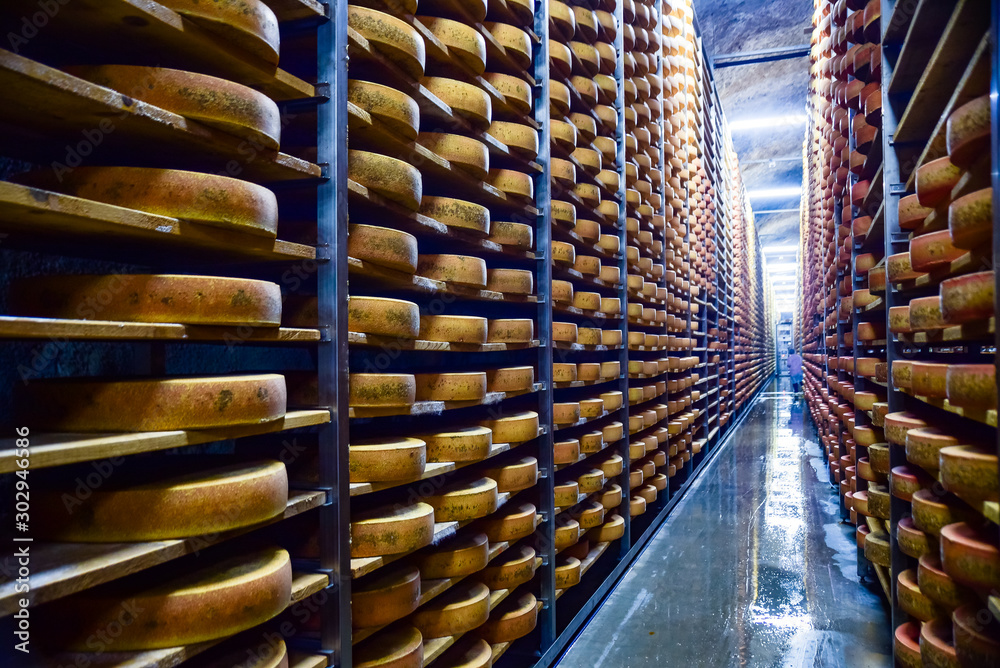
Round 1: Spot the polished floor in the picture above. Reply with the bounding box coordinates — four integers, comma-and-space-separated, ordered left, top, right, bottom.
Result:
558, 378, 892, 668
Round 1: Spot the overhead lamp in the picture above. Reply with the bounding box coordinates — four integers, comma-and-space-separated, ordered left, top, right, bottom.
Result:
765, 263, 799, 274
762, 245, 800, 254
729, 114, 807, 131
747, 187, 802, 199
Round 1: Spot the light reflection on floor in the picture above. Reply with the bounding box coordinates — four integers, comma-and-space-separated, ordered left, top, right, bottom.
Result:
556, 378, 892, 668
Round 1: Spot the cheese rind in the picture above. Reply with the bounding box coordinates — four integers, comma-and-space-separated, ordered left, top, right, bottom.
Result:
478, 592, 538, 643
423, 77, 492, 128
349, 79, 420, 139
478, 544, 537, 589
419, 315, 488, 343
420, 197, 490, 234
427, 477, 498, 521
354, 626, 424, 668
349, 6, 426, 78
160, 0, 279, 65
350, 373, 416, 407
350, 438, 426, 483
349, 224, 419, 273
418, 254, 488, 287
349, 150, 423, 211
412, 582, 490, 639
416, 532, 490, 579
352, 565, 421, 628
351, 503, 435, 557
348, 297, 421, 339
415, 372, 487, 401
422, 426, 492, 462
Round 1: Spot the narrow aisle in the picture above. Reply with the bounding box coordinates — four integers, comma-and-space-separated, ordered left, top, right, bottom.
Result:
557, 378, 892, 667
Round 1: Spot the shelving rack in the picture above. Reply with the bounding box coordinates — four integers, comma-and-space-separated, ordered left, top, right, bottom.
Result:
803, 0, 999, 664
0, 0, 775, 667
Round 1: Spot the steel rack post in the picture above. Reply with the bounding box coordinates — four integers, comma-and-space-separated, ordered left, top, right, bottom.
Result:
316, 0, 352, 663
656, 0, 671, 498
532, 0, 557, 651
992, 0, 1000, 557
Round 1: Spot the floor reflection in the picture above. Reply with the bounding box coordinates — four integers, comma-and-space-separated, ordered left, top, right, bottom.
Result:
556, 378, 891, 668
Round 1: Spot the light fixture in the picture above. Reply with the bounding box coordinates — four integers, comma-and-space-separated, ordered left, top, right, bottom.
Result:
729, 114, 807, 131
762, 245, 800, 254
765, 263, 799, 274
747, 187, 802, 199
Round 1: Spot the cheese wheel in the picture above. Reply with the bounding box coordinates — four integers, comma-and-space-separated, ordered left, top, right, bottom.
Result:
886, 252, 923, 282
947, 95, 991, 168
574, 254, 601, 275
350, 6, 426, 77
200, 639, 288, 668
350, 151, 422, 211
489, 220, 533, 248
601, 361, 620, 380
555, 480, 580, 507
349, 224, 419, 273
602, 330, 622, 346
868, 443, 890, 475
551, 118, 578, 151
19, 167, 279, 237
941, 271, 995, 323
412, 582, 490, 639
436, 638, 492, 668
897, 517, 936, 559
349, 79, 420, 140
349, 297, 421, 338
910, 362, 948, 398
573, 500, 605, 529
599, 454, 624, 478
940, 522, 1000, 590
423, 77, 492, 128
478, 592, 538, 643
911, 489, 972, 537
422, 426, 492, 462
417, 532, 490, 579
550, 80, 571, 116
599, 484, 622, 510
12, 274, 281, 326
421, 197, 490, 235
480, 502, 536, 542
24, 374, 286, 432
160, 0, 279, 65
486, 22, 532, 69
350, 373, 416, 407
919, 554, 975, 611
556, 556, 582, 588
554, 402, 582, 424
864, 530, 890, 567
478, 544, 537, 589
353, 565, 421, 628
553, 280, 574, 304
488, 121, 539, 159
551, 197, 576, 224
487, 366, 534, 392
573, 291, 601, 311
949, 187, 992, 249
487, 168, 533, 201
484, 73, 532, 114
418, 254, 487, 287
354, 626, 423, 668
420, 133, 489, 179
555, 438, 581, 464
72, 65, 280, 149
553, 363, 577, 382
940, 445, 999, 500
487, 268, 533, 294
415, 372, 487, 401
349, 436, 426, 483
588, 513, 625, 541
427, 477, 498, 521
352, 502, 435, 557
485, 411, 539, 442
553, 321, 578, 342
946, 364, 997, 409
920, 618, 960, 668
580, 431, 603, 452
899, 193, 933, 230
554, 519, 581, 549
897, 568, 941, 622
954, 603, 1000, 666
909, 295, 948, 330
419, 315, 488, 343
34, 460, 287, 541
484, 456, 538, 493
487, 319, 533, 343
916, 156, 963, 208
421, 16, 486, 74
910, 229, 964, 271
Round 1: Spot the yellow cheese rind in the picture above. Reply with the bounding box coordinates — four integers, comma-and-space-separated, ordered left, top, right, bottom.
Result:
352, 565, 421, 628
349, 79, 421, 140
160, 0, 279, 65
415, 372, 487, 401
419, 315, 488, 343
25, 374, 286, 432
411, 582, 490, 639
349, 438, 426, 483
427, 477, 499, 521
351, 503, 436, 557
477, 592, 538, 643
487, 318, 534, 343
348, 296, 421, 339
349, 6, 426, 78
422, 426, 493, 462
421, 16, 487, 74
480, 503, 536, 542
416, 532, 490, 579
421, 197, 490, 235
486, 411, 539, 442
486, 366, 535, 392
349, 224, 419, 273
423, 77, 492, 128
418, 254, 488, 287
350, 373, 416, 407
488, 221, 533, 248
349, 150, 422, 211
478, 544, 537, 589
487, 268, 534, 294
354, 626, 423, 668
420, 133, 490, 179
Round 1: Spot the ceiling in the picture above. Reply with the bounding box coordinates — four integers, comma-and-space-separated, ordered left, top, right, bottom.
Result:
692, 0, 813, 253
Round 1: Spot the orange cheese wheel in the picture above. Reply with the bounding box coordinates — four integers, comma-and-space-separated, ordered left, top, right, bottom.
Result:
555, 480, 580, 507
479, 544, 537, 590
19, 166, 279, 238
423, 77, 492, 128
554, 519, 581, 549
555, 438, 581, 464
940, 445, 999, 501
910, 229, 964, 271
34, 460, 287, 541
421, 16, 486, 74
412, 581, 490, 639
480, 503, 536, 543
43, 548, 291, 650
427, 477, 498, 521
351, 503, 435, 557
899, 193, 933, 230
25, 374, 286, 432
588, 513, 625, 541
864, 529, 890, 567
350, 373, 416, 407
486, 411, 539, 443
486, 22, 532, 69
488, 318, 533, 343
484, 456, 538, 493
919, 554, 974, 611
349, 223, 419, 273
349, 79, 420, 140
555, 556, 582, 588
920, 618, 960, 668
354, 626, 423, 668
911, 489, 972, 537
478, 592, 538, 643
554, 402, 582, 424
489, 221, 533, 248
573, 291, 601, 311
910, 362, 948, 398
415, 372, 486, 401
886, 252, 923, 282
349, 297, 420, 338
350, 437, 426, 483
916, 156, 963, 208
350, 150, 422, 211
13, 274, 281, 326
353, 565, 421, 628
949, 187, 992, 250
553, 321, 578, 342
946, 94, 991, 168
421, 197, 490, 235
954, 603, 1000, 666
418, 254, 487, 287
436, 638, 492, 668
551, 118, 578, 151
422, 426, 492, 462
906, 427, 958, 473
941, 271, 994, 323
909, 295, 948, 330
578, 328, 602, 345
553, 363, 577, 383
349, 6, 425, 78
487, 268, 534, 294
419, 315, 488, 343
416, 532, 490, 579
488, 121, 538, 158
946, 364, 996, 410
487, 366, 534, 392
940, 522, 1000, 590
897, 517, 936, 559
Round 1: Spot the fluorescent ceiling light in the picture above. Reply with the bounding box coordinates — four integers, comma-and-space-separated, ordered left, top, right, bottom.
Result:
766, 263, 799, 273
729, 114, 807, 131
762, 245, 799, 254
747, 187, 802, 199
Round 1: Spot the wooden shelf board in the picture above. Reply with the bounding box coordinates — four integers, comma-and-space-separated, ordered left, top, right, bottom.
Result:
0, 316, 320, 343
348, 332, 540, 352
349, 384, 543, 418
897, 318, 995, 344
262, 0, 325, 21
288, 654, 328, 668
348, 256, 537, 303
900, 389, 997, 427
0, 409, 331, 473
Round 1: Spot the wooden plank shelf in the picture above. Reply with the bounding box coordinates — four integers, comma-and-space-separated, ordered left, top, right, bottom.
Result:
899, 389, 998, 427
553, 376, 621, 390
262, 0, 326, 22
551, 220, 622, 260
896, 318, 995, 344
0, 182, 316, 263
0, 51, 320, 183
553, 437, 622, 473
553, 407, 621, 433
892, 251, 985, 292
0, 316, 320, 343
0, 491, 324, 616
348, 256, 539, 304
0, 409, 331, 473
556, 342, 625, 352
349, 383, 544, 418
552, 303, 623, 321
348, 332, 540, 352
553, 265, 621, 293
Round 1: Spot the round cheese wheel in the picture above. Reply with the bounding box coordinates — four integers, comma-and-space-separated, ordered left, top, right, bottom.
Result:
20, 166, 279, 238
478, 592, 538, 643
911, 489, 971, 537
352, 502, 435, 557
34, 460, 287, 541
421, 197, 490, 235
899, 193, 933, 230
554, 519, 581, 549
947, 94, 990, 168
72, 65, 280, 149
418, 254, 487, 287
599, 484, 622, 510
573, 291, 601, 311
349, 79, 420, 140
946, 364, 997, 409
419, 315, 488, 344
864, 530, 890, 567
550, 80, 571, 116
891, 465, 931, 502
422, 426, 492, 462
484, 72, 531, 114
349, 224, 419, 273
920, 618, 960, 668
553, 362, 577, 382
487, 168, 533, 201
897, 517, 936, 559
551, 197, 576, 224
412, 581, 490, 639
415, 372, 487, 401
479, 544, 537, 590
553, 321, 578, 342
13, 274, 281, 326
480, 503, 536, 543
417, 532, 490, 579
911, 362, 949, 398
428, 477, 499, 521
949, 187, 992, 250
353, 565, 421, 628
602, 330, 622, 346
484, 456, 538, 493
421, 16, 486, 74
554, 402, 582, 424
555, 481, 580, 507
588, 513, 625, 542
487, 268, 533, 294
916, 156, 963, 208
489, 220, 533, 248
940, 522, 1000, 590
349, 297, 421, 338
350, 150, 422, 211
919, 554, 975, 611
487, 366, 534, 393
350, 437, 426, 483
555, 438, 581, 464
897, 568, 941, 622
941, 271, 995, 323
578, 328, 601, 346
940, 445, 999, 500
423, 77, 492, 128
868, 443, 890, 475
436, 638, 492, 668
160, 0, 279, 65
573, 500, 605, 529
910, 229, 964, 271
555, 556, 582, 588
551, 118, 578, 151
349, 6, 426, 77
552, 280, 574, 304
485, 411, 539, 443
910, 295, 948, 330
420, 133, 489, 179
486, 22, 532, 69
25, 374, 286, 432
487, 319, 533, 343
488, 121, 539, 159
580, 431, 603, 452
350, 373, 416, 407
354, 626, 423, 668
953, 602, 1000, 666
